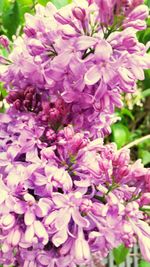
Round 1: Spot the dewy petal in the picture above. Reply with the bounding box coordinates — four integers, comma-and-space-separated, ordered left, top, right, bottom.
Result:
84, 65, 101, 85
24, 210, 35, 226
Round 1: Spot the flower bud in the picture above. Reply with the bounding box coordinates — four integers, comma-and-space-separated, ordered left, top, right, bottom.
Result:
0, 35, 9, 49
72, 7, 86, 21
128, 5, 149, 20
14, 99, 22, 110
140, 193, 150, 206
28, 39, 44, 56
46, 128, 56, 141
54, 13, 70, 25
64, 125, 74, 140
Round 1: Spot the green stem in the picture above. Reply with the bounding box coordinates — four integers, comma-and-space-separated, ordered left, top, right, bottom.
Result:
120, 134, 150, 151
106, 183, 119, 195
140, 207, 150, 212
127, 193, 142, 204
94, 195, 106, 204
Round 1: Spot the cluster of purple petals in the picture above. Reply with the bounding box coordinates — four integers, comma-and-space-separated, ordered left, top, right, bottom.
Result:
0, 0, 150, 266
0, 111, 150, 266
1, 0, 150, 137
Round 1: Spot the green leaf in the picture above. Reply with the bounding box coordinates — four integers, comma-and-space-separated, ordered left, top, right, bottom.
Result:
138, 149, 150, 165
121, 108, 134, 120
142, 28, 150, 44
142, 88, 150, 98
111, 123, 130, 149
113, 244, 129, 265
0, 85, 7, 98
17, 0, 34, 22
2, 0, 20, 39
50, 0, 72, 9
139, 260, 150, 267
145, 0, 150, 8
137, 30, 145, 43
37, 0, 72, 7
0, 0, 4, 13
37, 0, 50, 6
143, 70, 150, 89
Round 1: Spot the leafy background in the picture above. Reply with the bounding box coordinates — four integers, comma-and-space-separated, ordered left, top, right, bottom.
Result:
0, 0, 150, 266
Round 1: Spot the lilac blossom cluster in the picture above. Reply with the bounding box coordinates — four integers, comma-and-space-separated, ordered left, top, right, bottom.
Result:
0, 111, 150, 266
1, 0, 150, 137
0, 0, 150, 266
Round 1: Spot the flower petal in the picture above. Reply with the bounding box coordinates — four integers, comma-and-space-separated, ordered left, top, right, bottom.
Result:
71, 209, 89, 228
24, 225, 34, 243
34, 221, 48, 241
75, 36, 98, 50
24, 210, 35, 226
52, 227, 68, 247
95, 40, 112, 61
12, 229, 21, 246
84, 65, 101, 85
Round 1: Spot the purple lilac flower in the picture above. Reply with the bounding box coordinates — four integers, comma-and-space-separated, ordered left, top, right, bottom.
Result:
0, 0, 150, 266
0, 115, 150, 265
1, 1, 150, 137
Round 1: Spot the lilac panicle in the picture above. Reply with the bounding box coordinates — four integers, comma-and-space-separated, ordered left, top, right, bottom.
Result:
1, 0, 150, 137
0, 114, 150, 265
0, 0, 150, 266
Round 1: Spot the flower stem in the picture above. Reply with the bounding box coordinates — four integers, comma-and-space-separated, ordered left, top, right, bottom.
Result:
120, 134, 150, 151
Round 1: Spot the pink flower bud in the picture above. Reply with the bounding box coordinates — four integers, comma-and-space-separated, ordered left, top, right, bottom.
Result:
64, 125, 74, 140
140, 193, 150, 206
46, 129, 56, 141
72, 7, 86, 21
128, 5, 149, 20
54, 13, 70, 25
0, 35, 9, 48
14, 99, 22, 110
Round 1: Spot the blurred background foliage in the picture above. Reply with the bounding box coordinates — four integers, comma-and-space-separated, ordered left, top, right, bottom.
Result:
0, 1, 150, 266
